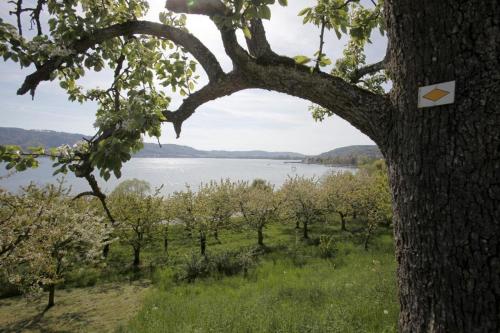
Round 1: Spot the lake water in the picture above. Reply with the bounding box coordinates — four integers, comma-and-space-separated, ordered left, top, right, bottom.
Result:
0, 158, 353, 195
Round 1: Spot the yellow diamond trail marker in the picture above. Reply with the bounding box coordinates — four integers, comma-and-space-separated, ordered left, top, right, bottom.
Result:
418, 81, 455, 108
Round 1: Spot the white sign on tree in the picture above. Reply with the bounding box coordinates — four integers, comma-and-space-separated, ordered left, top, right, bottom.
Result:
418, 81, 456, 108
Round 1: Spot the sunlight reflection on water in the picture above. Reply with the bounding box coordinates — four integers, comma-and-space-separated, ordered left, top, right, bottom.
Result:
0, 158, 354, 195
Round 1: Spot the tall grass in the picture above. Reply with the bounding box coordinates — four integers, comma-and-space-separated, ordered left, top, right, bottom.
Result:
121, 222, 398, 333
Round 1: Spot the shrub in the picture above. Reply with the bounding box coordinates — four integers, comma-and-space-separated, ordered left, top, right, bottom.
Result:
318, 235, 338, 259
175, 253, 212, 283
174, 249, 258, 282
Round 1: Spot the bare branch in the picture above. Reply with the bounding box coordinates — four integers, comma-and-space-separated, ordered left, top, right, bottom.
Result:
83, 173, 115, 225
8, 0, 24, 36
314, 17, 327, 72
8, 0, 46, 36
31, 0, 46, 36
72, 191, 95, 200
17, 21, 224, 96
349, 59, 386, 83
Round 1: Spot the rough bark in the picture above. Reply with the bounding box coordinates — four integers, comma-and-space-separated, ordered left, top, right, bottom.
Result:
385, 0, 500, 331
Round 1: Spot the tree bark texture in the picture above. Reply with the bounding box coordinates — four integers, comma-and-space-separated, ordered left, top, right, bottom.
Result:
385, 1, 500, 331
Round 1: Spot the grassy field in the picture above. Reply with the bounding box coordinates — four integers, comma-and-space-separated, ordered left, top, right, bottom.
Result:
0, 217, 398, 332
0, 280, 150, 332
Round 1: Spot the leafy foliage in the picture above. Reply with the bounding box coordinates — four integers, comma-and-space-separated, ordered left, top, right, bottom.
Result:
0, 182, 108, 306
110, 179, 166, 267
236, 179, 281, 246
280, 176, 323, 239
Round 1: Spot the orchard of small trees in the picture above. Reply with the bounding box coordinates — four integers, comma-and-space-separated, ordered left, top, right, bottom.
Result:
1, 162, 392, 309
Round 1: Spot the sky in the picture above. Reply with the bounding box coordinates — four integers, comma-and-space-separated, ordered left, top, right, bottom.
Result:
0, 1, 387, 155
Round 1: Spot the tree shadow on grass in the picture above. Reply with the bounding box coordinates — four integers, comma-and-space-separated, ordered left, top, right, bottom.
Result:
1, 306, 88, 333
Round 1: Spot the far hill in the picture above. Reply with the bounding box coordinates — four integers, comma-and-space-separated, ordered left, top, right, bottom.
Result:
303, 145, 382, 165
0, 127, 304, 160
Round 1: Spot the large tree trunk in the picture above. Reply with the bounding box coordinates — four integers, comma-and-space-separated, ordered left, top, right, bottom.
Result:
385, 1, 500, 331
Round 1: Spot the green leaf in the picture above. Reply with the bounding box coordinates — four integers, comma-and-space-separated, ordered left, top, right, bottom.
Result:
246, 7, 258, 19
334, 28, 342, 40
6, 161, 15, 170
242, 26, 252, 39
293, 55, 311, 65
319, 57, 332, 67
234, 0, 244, 12
298, 8, 310, 16
258, 5, 271, 20
278, 0, 288, 6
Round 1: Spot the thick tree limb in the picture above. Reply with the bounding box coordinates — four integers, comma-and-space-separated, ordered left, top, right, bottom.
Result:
17, 21, 224, 96
250, 59, 391, 144
165, 0, 251, 66
163, 72, 250, 137
245, 19, 276, 59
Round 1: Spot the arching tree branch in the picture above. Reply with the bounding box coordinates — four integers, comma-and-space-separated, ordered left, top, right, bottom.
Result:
163, 72, 250, 137
17, 21, 224, 96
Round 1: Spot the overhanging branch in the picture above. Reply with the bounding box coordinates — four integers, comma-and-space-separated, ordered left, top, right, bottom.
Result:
163, 72, 250, 137
17, 21, 224, 96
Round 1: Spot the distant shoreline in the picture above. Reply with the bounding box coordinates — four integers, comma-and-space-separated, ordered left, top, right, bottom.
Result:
301, 161, 358, 168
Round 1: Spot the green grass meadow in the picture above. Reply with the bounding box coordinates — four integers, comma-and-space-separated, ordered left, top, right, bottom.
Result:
121, 219, 398, 333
